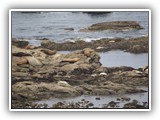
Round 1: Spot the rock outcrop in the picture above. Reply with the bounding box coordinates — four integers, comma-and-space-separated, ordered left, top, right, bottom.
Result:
11, 41, 149, 109
40, 36, 148, 54
79, 21, 143, 32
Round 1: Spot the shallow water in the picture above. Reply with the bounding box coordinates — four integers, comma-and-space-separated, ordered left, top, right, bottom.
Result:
57, 50, 148, 69
100, 50, 148, 69
12, 11, 148, 42
35, 87, 148, 108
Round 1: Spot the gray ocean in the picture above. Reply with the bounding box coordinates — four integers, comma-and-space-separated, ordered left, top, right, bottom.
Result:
12, 11, 148, 42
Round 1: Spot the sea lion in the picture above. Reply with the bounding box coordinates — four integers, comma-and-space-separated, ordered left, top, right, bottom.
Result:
41, 49, 56, 55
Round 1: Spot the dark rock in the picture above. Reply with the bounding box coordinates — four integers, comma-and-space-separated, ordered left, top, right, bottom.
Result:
12, 52, 32, 57
105, 101, 117, 108
83, 12, 112, 15
87, 102, 94, 107
64, 28, 74, 31
52, 102, 65, 108
95, 97, 100, 100
12, 40, 29, 48
20, 12, 41, 14
123, 100, 147, 109
79, 21, 143, 32
121, 96, 131, 101
40, 36, 148, 54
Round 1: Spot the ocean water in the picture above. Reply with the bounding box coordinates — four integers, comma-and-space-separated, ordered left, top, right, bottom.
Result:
100, 50, 148, 69
35, 87, 148, 108
12, 11, 149, 42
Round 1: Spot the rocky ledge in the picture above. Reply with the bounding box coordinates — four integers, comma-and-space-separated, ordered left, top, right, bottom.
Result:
11, 42, 149, 109
40, 36, 148, 53
79, 21, 143, 32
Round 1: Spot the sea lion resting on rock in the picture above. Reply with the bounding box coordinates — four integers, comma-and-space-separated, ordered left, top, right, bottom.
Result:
41, 49, 56, 55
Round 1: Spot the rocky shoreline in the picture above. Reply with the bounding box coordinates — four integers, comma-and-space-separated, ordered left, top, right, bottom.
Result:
40, 36, 148, 54
11, 39, 149, 109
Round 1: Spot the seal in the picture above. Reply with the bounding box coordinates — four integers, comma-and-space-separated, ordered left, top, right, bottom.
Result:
41, 49, 56, 55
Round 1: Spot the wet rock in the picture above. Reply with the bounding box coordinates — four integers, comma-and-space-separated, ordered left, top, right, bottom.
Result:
103, 101, 117, 108
12, 40, 29, 48
40, 36, 148, 54
95, 97, 100, 100
121, 96, 131, 101
127, 45, 147, 53
81, 99, 85, 101
82, 12, 112, 15
39, 38, 49, 40
64, 28, 74, 31
52, 102, 66, 108
123, 99, 147, 109
41, 40, 51, 45
41, 49, 56, 55
79, 21, 143, 32
87, 102, 94, 107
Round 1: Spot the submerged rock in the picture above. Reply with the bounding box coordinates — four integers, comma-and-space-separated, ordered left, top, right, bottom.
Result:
64, 28, 74, 31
